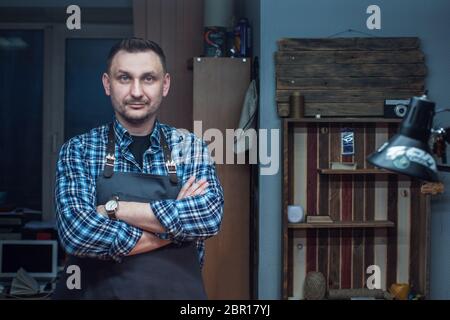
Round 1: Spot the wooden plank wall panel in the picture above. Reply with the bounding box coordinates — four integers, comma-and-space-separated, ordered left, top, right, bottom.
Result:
364, 124, 376, 287
374, 124, 388, 290
159, 0, 179, 126
353, 125, 365, 288
386, 124, 399, 288
277, 77, 425, 91
282, 121, 290, 296
409, 181, 430, 295
397, 179, 411, 284
341, 124, 353, 289
293, 235, 307, 299
133, 0, 203, 131
146, 0, 162, 41
132, 0, 147, 39
275, 50, 425, 65
287, 125, 295, 295
318, 124, 330, 284
278, 37, 420, 51
306, 124, 318, 273
276, 64, 426, 78
293, 128, 308, 299
328, 125, 341, 289
275, 37, 426, 117
276, 89, 418, 104
409, 181, 421, 291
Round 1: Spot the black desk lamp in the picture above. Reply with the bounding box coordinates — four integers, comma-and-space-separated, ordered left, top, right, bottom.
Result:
367, 93, 449, 182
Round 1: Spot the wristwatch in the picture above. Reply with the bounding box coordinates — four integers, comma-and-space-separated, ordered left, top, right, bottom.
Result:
105, 196, 119, 220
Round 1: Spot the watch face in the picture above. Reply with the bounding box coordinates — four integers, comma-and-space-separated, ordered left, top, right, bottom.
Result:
105, 200, 118, 211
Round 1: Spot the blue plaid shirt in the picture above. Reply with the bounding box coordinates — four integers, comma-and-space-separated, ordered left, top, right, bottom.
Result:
55, 118, 224, 266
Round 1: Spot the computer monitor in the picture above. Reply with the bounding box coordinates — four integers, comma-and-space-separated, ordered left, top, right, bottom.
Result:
0, 240, 58, 279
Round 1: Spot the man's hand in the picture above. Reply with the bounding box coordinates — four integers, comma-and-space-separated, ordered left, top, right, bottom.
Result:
177, 176, 209, 200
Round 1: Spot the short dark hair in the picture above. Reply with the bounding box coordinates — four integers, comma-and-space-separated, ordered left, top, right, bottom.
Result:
106, 37, 167, 74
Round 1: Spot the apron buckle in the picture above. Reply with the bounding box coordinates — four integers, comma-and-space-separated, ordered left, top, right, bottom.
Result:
106, 153, 115, 161
105, 153, 115, 167
165, 160, 177, 174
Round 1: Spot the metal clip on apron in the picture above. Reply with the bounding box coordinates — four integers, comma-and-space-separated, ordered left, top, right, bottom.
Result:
53, 123, 206, 300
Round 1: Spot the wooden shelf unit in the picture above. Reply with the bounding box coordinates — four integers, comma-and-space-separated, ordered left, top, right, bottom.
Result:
279, 37, 430, 300
282, 117, 430, 300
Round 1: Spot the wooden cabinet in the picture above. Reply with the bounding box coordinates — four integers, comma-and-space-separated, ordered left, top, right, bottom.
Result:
193, 57, 252, 299
282, 117, 431, 299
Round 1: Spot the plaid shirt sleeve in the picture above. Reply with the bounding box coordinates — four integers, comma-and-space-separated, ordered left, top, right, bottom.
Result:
150, 136, 224, 243
55, 137, 142, 262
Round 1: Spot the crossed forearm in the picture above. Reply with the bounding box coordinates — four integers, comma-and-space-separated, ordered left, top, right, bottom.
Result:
128, 230, 171, 256
97, 177, 208, 233
97, 202, 169, 256
96, 177, 210, 255
99, 201, 165, 233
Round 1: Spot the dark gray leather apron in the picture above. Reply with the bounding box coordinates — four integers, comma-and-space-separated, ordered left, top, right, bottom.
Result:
53, 123, 206, 300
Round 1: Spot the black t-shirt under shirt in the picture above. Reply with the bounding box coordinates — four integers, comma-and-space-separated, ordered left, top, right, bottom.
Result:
129, 134, 152, 168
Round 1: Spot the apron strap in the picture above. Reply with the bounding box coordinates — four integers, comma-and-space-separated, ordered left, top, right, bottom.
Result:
103, 122, 178, 184
159, 127, 179, 185
103, 123, 116, 178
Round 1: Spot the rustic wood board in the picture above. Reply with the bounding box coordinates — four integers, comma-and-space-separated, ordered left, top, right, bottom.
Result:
277, 77, 425, 90
275, 37, 426, 117
276, 89, 420, 104
275, 50, 425, 65
278, 37, 420, 51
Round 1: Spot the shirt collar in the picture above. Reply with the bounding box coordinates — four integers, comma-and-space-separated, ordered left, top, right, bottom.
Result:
113, 117, 162, 151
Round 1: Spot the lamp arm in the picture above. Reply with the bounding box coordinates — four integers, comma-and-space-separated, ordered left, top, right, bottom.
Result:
430, 107, 450, 143
437, 165, 450, 172
435, 108, 450, 113
430, 127, 450, 148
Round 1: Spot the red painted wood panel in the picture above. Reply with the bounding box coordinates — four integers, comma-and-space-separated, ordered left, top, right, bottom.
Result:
353, 125, 365, 288
386, 124, 399, 287
306, 124, 318, 272
328, 124, 341, 288
364, 124, 375, 279
318, 124, 330, 281
409, 180, 423, 292
340, 124, 353, 289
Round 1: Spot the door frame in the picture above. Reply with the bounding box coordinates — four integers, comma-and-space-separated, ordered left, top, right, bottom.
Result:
0, 23, 52, 219
0, 23, 132, 220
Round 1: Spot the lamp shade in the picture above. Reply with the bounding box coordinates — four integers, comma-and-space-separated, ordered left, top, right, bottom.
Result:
367, 94, 439, 182
367, 134, 438, 181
